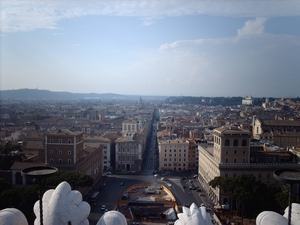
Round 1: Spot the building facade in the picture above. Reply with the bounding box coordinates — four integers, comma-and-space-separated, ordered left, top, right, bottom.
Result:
198, 125, 300, 207
158, 139, 189, 171
115, 120, 143, 171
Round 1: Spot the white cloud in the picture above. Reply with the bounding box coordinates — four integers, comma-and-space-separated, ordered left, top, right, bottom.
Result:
1, 0, 300, 32
237, 18, 267, 36
155, 21, 300, 97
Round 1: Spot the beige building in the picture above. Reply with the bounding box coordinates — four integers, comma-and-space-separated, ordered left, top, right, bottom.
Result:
84, 135, 112, 171
198, 125, 300, 207
115, 120, 143, 171
252, 118, 300, 148
158, 139, 189, 171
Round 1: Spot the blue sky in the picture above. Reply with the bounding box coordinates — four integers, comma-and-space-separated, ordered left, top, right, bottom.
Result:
1, 1, 300, 97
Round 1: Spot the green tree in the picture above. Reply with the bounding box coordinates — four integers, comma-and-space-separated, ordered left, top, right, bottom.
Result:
0, 178, 11, 193
0, 141, 26, 170
44, 170, 94, 190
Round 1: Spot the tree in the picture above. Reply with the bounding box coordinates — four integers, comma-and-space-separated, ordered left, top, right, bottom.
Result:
0, 141, 26, 170
43, 170, 94, 190
0, 178, 11, 193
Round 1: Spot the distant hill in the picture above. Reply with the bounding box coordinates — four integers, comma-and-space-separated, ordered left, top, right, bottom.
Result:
0, 89, 166, 101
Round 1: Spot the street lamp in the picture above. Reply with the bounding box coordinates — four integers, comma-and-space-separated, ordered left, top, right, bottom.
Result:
21, 166, 58, 225
274, 169, 300, 225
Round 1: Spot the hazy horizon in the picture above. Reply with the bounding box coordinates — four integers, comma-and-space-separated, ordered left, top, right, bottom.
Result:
1, 1, 300, 98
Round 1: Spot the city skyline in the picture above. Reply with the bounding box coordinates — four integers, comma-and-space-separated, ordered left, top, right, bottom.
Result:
1, 1, 300, 98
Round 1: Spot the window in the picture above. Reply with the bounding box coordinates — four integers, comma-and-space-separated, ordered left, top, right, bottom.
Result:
225, 139, 230, 146
243, 158, 246, 163
59, 139, 62, 143
242, 139, 247, 146
50, 139, 53, 143
59, 159, 62, 164
68, 150, 71, 155
225, 158, 228, 163
234, 158, 237, 163
50, 150, 53, 154
243, 150, 246, 154
234, 139, 238, 146
68, 159, 72, 164
59, 150, 62, 154
225, 150, 228, 154
50, 158, 54, 163
234, 150, 237, 154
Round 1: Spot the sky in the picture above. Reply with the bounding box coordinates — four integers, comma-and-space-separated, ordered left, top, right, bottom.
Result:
1, 1, 300, 98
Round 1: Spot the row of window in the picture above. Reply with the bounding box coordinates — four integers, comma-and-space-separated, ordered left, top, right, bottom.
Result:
163, 158, 186, 162
49, 158, 72, 164
119, 143, 139, 146
49, 150, 72, 154
49, 139, 73, 143
123, 124, 137, 131
117, 156, 138, 161
118, 148, 139, 153
224, 173, 271, 179
163, 163, 186, 167
214, 137, 248, 146
164, 154, 186, 157
164, 149, 187, 152
225, 158, 246, 163
225, 149, 246, 154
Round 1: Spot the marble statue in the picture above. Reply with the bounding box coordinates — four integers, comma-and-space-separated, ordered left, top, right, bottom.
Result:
175, 203, 213, 225
0, 208, 28, 225
256, 203, 300, 225
1, 181, 300, 225
33, 181, 90, 225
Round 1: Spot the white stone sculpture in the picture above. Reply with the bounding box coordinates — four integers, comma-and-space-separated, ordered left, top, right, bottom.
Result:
33, 181, 90, 225
96, 211, 127, 225
256, 203, 300, 225
0, 208, 28, 225
2, 180, 300, 225
175, 203, 213, 225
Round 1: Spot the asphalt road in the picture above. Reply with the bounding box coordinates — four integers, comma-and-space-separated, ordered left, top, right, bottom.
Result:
87, 172, 212, 224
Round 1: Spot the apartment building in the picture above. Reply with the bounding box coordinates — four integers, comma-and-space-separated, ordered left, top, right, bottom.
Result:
83, 135, 112, 171
158, 139, 189, 171
198, 125, 300, 207
186, 139, 197, 171
44, 129, 102, 181
115, 120, 143, 171
253, 118, 300, 148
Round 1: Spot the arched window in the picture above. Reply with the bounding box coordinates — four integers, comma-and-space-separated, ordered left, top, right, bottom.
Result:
242, 139, 247, 146
225, 139, 230, 146
233, 139, 238, 146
